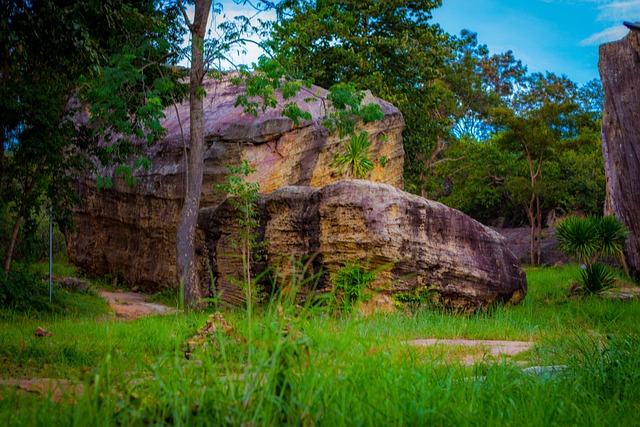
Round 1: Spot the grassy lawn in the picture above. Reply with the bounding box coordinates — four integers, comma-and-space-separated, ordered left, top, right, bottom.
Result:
1, 265, 639, 426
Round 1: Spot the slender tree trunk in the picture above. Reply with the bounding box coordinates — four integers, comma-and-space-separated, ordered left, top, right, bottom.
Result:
536, 194, 542, 265
528, 194, 536, 265
0, 141, 5, 233
3, 162, 44, 273
0, 140, 5, 186
3, 214, 22, 273
176, 0, 212, 307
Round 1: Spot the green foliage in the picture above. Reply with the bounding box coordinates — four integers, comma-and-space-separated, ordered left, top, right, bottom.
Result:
0, 264, 43, 310
435, 137, 520, 224
0, 263, 106, 315
4, 265, 640, 425
556, 216, 600, 264
557, 216, 628, 266
1, 0, 185, 273
2, 265, 640, 425
331, 262, 376, 311
269, 0, 456, 193
234, 58, 384, 141
330, 132, 375, 179
579, 263, 615, 294
393, 286, 443, 312
557, 215, 629, 294
597, 215, 629, 260
215, 160, 263, 355
323, 82, 384, 137
216, 160, 262, 291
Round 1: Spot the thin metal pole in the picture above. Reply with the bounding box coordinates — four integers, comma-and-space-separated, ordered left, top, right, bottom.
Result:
49, 207, 52, 303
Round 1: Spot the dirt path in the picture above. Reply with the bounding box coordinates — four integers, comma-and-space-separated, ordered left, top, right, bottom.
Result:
99, 291, 178, 320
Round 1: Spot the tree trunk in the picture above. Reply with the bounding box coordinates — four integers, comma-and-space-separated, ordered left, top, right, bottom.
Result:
3, 162, 44, 273
3, 214, 22, 274
536, 194, 542, 265
528, 194, 536, 265
599, 30, 640, 280
176, 0, 212, 307
0, 139, 4, 187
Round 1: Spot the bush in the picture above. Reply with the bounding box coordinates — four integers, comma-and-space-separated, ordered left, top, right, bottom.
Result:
579, 263, 615, 294
331, 262, 376, 311
0, 264, 46, 310
556, 215, 628, 294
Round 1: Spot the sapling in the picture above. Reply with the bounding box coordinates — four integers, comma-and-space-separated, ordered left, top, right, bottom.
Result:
216, 160, 262, 361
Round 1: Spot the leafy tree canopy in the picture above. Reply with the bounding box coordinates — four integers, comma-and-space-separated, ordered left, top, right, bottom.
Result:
268, 0, 456, 194
0, 0, 185, 272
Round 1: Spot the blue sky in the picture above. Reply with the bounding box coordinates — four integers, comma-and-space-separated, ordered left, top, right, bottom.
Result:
433, 0, 640, 84
210, 1, 640, 85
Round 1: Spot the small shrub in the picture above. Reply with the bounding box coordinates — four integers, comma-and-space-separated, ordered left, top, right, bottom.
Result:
597, 215, 629, 261
556, 215, 628, 294
331, 262, 376, 311
579, 263, 615, 294
556, 216, 599, 263
0, 264, 44, 310
330, 131, 375, 179
393, 286, 443, 312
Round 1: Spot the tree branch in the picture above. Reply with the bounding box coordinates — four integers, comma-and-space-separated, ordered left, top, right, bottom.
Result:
176, 0, 194, 31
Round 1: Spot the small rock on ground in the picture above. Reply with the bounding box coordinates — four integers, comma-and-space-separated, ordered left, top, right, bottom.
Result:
405, 338, 534, 364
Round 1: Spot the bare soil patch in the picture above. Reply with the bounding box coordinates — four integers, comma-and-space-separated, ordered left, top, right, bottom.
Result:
99, 290, 177, 320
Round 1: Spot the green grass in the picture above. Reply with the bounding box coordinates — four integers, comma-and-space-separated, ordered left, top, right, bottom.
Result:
31, 261, 78, 279
146, 287, 182, 309
1, 264, 639, 425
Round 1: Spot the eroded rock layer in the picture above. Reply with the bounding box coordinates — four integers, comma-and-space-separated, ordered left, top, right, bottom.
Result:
199, 180, 527, 311
68, 77, 404, 290
599, 29, 640, 279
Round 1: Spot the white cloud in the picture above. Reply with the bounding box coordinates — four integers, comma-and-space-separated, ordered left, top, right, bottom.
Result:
579, 25, 629, 44
596, 0, 640, 21
570, 1, 640, 46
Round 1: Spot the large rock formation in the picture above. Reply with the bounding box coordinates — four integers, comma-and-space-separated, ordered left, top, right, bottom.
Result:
599, 28, 640, 279
199, 180, 527, 311
67, 77, 404, 290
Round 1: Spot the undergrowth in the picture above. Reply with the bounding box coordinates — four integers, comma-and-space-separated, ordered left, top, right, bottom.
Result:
0, 265, 639, 425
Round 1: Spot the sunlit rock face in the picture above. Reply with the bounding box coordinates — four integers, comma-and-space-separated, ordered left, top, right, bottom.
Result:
67, 76, 404, 290
599, 30, 640, 280
199, 180, 528, 311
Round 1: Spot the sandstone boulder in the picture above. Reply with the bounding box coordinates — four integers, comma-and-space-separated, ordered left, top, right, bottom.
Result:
199, 180, 527, 311
68, 77, 404, 290
599, 28, 640, 280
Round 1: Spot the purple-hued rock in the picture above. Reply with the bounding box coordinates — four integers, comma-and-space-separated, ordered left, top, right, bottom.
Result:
199, 180, 527, 311
67, 76, 404, 290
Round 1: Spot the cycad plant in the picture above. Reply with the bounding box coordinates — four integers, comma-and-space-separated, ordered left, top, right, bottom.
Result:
330, 131, 375, 179
556, 215, 628, 294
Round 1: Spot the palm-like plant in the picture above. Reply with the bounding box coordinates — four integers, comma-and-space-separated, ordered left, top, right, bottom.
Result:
331, 132, 374, 179
597, 215, 629, 262
556, 215, 629, 294
579, 263, 615, 294
556, 216, 599, 265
